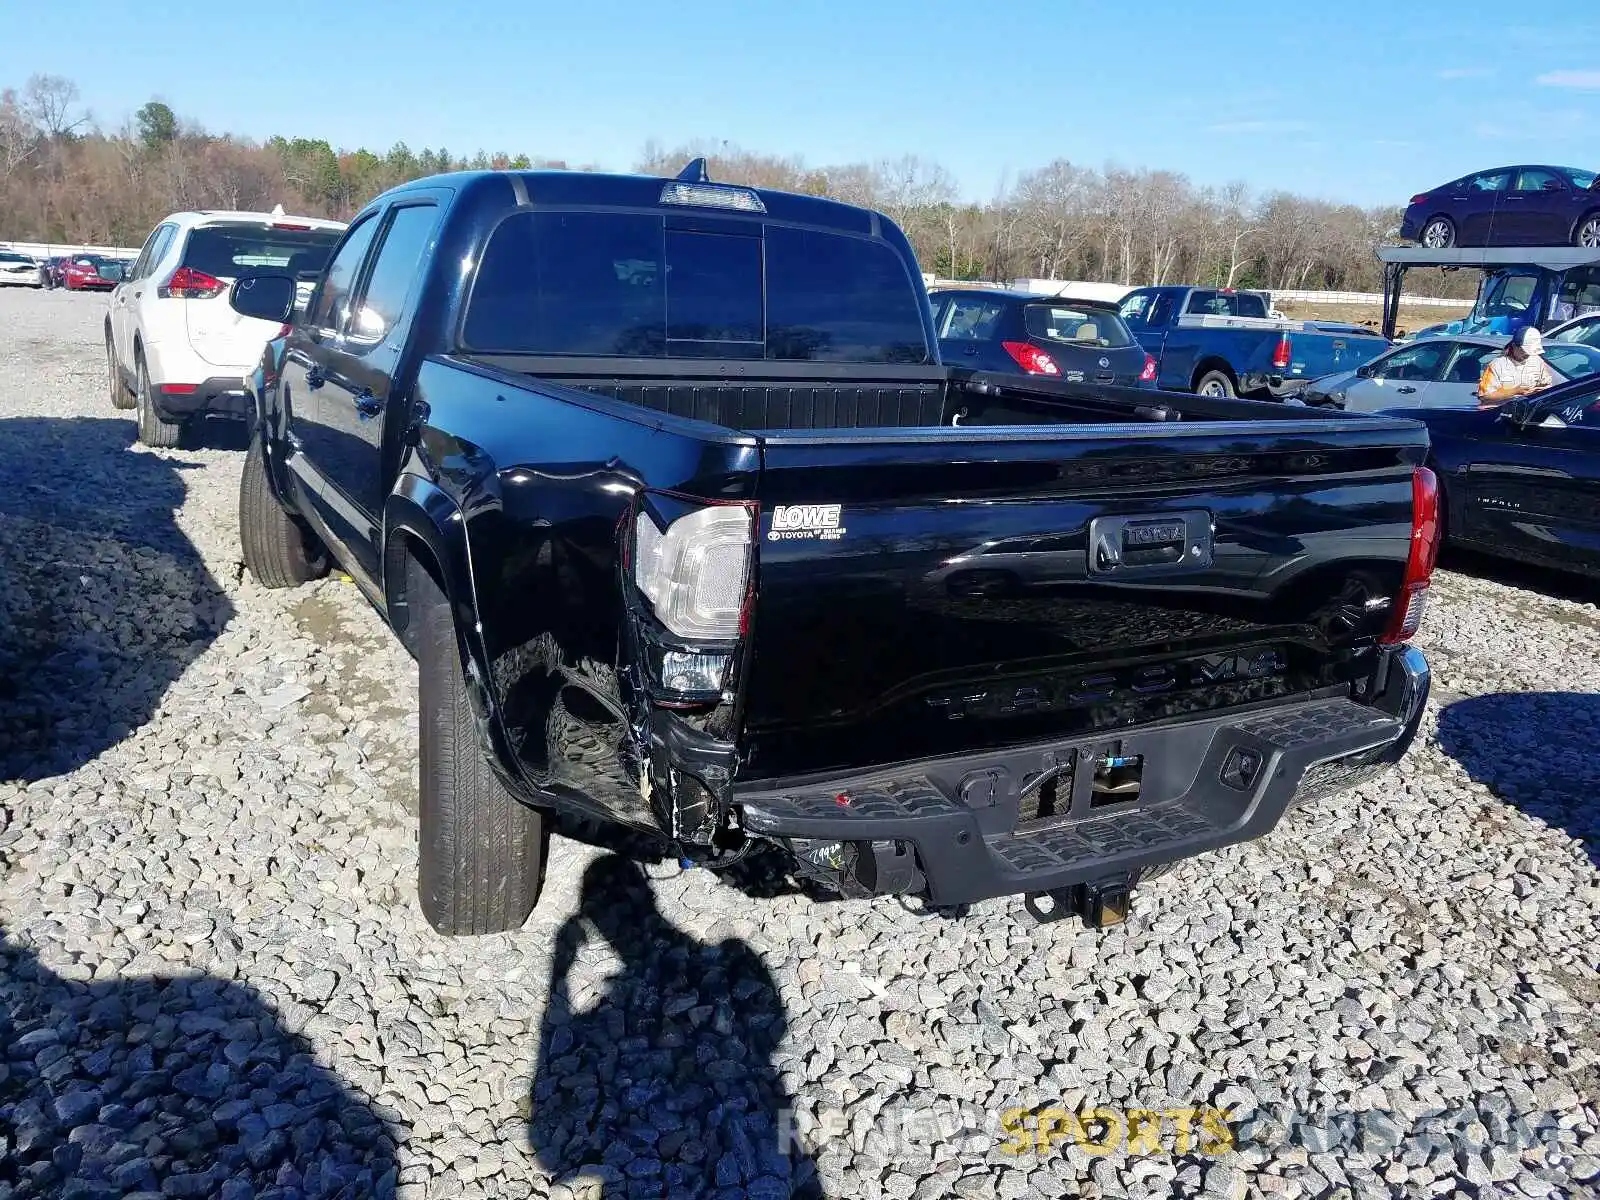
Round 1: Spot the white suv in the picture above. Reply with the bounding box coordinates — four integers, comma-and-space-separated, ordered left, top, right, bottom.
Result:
107, 209, 346, 446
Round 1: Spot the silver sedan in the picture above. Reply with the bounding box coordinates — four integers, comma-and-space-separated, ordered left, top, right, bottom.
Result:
1304, 334, 1600, 412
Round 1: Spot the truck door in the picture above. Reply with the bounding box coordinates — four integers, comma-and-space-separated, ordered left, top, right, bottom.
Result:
280, 213, 382, 577
1119, 289, 1179, 388
310, 200, 443, 583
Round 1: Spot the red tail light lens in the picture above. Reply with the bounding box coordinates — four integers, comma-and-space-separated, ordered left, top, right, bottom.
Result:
1272, 334, 1292, 370
159, 266, 224, 299
1001, 341, 1060, 376
1379, 467, 1441, 644
1139, 354, 1158, 383
1409, 193, 1430, 206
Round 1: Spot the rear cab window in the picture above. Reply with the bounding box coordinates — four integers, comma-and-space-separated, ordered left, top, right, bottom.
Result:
1185, 290, 1269, 318
462, 211, 930, 363
1025, 304, 1133, 348
183, 223, 344, 282
1118, 292, 1153, 325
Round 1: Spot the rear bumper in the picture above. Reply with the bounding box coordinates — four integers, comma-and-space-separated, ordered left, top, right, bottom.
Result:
1241, 371, 1312, 399
152, 377, 253, 421
736, 646, 1429, 907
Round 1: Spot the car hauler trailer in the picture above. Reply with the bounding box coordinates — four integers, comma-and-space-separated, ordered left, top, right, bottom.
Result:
1378, 245, 1600, 341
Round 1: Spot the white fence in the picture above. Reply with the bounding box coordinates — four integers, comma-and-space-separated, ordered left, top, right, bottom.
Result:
1269, 289, 1465, 308
924, 277, 1469, 309
1, 240, 141, 259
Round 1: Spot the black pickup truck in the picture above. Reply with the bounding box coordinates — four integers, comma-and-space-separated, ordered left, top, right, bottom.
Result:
227, 162, 1436, 936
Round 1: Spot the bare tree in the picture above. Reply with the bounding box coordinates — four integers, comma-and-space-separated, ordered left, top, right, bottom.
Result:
0, 89, 40, 179
21, 74, 88, 139
1012, 159, 1092, 278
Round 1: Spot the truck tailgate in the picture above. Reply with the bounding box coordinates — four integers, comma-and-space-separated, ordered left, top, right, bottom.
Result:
742, 417, 1428, 780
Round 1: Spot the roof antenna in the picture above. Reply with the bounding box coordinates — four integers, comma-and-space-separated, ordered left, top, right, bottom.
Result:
677, 157, 710, 183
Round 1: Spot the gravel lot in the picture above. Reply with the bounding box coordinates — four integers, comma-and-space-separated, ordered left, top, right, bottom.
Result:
1, 286, 1596, 1200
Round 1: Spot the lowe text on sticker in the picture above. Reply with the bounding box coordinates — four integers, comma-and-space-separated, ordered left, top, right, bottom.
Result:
769, 503, 847, 542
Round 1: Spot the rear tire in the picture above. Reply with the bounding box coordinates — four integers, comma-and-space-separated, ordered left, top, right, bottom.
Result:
1420, 216, 1456, 249
1574, 212, 1600, 249
413, 554, 548, 935
1195, 369, 1237, 398
134, 355, 183, 448
107, 333, 134, 410
238, 432, 328, 588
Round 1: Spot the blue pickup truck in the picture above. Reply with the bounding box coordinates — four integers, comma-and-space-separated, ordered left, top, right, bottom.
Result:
1116, 286, 1390, 399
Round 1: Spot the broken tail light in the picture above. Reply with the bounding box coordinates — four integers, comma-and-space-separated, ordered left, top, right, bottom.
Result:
634, 505, 752, 642
632, 502, 754, 696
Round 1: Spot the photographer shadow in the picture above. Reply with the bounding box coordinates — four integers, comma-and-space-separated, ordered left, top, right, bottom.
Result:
1435, 690, 1600, 871
0, 416, 232, 781
0, 930, 396, 1197
528, 855, 824, 1198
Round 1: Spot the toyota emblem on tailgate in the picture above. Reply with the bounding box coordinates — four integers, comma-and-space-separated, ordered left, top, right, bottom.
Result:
1099, 357, 1110, 368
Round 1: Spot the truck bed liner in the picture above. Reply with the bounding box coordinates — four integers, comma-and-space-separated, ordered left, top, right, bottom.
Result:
465, 354, 950, 430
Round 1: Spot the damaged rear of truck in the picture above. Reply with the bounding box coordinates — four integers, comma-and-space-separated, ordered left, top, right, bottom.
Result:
231, 164, 1435, 935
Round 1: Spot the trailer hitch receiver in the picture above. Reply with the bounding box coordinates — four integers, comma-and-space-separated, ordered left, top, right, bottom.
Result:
1024, 876, 1133, 928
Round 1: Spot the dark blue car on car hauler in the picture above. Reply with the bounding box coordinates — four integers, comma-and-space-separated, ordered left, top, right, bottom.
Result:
1402, 165, 1600, 249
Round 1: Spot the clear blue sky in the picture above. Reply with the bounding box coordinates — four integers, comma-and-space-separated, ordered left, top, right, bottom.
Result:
5, 0, 1600, 207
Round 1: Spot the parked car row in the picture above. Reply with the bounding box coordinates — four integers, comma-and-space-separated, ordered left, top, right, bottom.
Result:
0, 249, 135, 288
928, 283, 1392, 399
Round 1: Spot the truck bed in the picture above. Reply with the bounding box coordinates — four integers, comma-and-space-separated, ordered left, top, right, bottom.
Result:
459, 356, 1362, 432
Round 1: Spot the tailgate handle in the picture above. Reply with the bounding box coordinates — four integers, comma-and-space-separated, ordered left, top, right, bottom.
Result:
1088, 511, 1213, 576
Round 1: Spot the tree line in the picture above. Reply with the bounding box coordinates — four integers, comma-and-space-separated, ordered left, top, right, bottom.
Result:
2, 74, 1466, 298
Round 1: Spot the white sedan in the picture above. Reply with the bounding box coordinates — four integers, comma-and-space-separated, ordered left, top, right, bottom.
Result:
1304, 334, 1600, 412
0, 251, 42, 287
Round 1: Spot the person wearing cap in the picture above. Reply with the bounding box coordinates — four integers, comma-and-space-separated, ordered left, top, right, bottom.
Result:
1477, 325, 1554, 408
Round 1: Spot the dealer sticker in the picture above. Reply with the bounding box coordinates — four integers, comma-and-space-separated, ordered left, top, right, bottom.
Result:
769, 503, 846, 542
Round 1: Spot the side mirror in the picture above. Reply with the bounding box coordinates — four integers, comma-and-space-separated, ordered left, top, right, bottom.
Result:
229, 273, 296, 324
1355, 363, 1375, 379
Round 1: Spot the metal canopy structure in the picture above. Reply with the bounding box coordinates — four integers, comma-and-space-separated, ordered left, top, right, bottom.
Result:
1376, 245, 1600, 339
1376, 245, 1600, 270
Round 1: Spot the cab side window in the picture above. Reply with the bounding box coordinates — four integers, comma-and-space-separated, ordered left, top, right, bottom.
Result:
344, 204, 440, 345
309, 215, 379, 335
